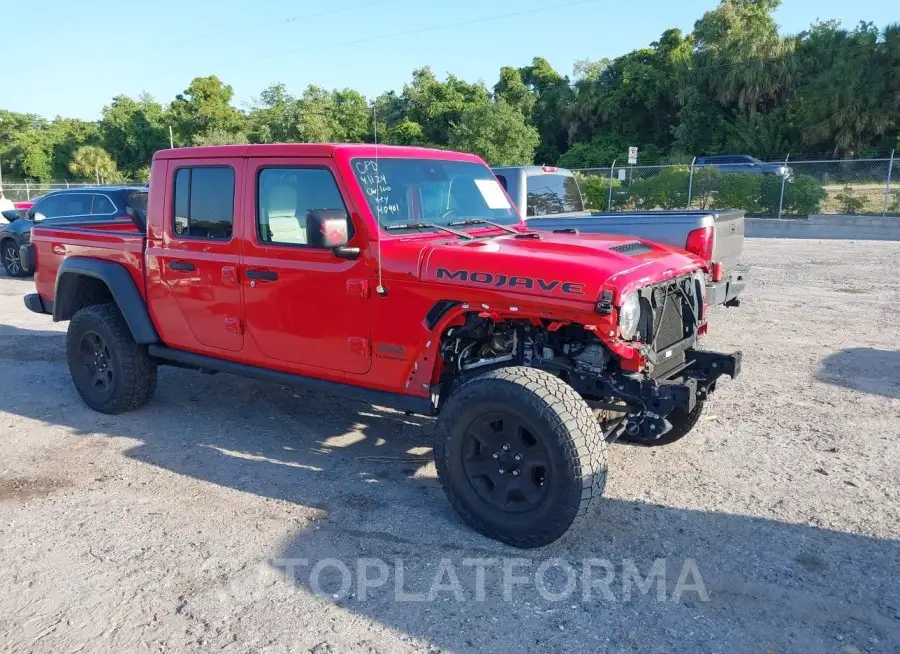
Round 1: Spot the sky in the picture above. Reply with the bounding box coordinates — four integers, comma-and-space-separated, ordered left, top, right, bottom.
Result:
1, 0, 897, 120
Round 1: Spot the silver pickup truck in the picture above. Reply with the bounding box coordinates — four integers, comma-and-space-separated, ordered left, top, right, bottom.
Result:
492, 165, 749, 306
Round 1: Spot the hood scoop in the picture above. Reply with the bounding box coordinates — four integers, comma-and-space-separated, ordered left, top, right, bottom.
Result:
610, 241, 653, 256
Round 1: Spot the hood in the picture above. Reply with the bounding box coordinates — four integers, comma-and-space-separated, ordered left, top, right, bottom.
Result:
417, 231, 703, 303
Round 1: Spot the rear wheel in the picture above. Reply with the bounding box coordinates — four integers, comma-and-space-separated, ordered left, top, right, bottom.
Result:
435, 367, 607, 548
2, 240, 27, 277
66, 303, 157, 414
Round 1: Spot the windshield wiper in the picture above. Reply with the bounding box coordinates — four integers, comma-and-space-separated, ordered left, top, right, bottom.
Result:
447, 218, 520, 234
383, 222, 474, 239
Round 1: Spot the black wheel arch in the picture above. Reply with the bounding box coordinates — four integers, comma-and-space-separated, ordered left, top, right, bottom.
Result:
54, 257, 159, 345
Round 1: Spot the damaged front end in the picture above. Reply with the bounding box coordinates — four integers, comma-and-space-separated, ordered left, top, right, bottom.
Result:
437, 272, 741, 443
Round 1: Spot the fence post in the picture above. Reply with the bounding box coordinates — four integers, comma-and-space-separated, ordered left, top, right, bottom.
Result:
687, 156, 696, 208
777, 153, 790, 219
883, 149, 895, 217
607, 159, 617, 211
25, 180, 30, 199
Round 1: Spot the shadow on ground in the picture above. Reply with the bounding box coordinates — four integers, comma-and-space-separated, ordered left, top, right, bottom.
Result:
818, 347, 900, 399
1, 328, 898, 652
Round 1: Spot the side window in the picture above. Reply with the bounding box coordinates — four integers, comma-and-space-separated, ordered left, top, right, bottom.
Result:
91, 194, 116, 215
32, 195, 61, 219
60, 193, 93, 217
257, 168, 347, 246
172, 166, 235, 240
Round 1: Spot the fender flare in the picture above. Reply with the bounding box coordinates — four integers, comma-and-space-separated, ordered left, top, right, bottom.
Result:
54, 257, 159, 344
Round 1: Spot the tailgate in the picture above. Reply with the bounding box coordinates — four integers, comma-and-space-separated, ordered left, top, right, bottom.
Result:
711, 210, 744, 274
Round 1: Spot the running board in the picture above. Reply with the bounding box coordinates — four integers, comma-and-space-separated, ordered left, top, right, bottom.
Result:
147, 345, 433, 415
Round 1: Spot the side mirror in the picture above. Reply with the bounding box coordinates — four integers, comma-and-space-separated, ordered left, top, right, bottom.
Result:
306, 209, 350, 249
1, 209, 18, 223
31, 212, 47, 223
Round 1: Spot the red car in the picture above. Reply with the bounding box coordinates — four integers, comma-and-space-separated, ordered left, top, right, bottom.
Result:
24, 143, 740, 547
14, 200, 35, 211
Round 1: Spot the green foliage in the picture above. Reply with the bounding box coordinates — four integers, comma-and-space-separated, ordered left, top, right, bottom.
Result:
191, 128, 248, 146
626, 166, 692, 209
835, 186, 865, 214
716, 173, 764, 213
577, 173, 620, 210
759, 174, 827, 216
448, 102, 539, 166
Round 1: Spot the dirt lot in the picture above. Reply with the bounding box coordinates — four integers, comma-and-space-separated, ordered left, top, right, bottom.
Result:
1, 238, 899, 653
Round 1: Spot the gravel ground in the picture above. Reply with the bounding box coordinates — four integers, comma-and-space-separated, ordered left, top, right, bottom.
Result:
1, 238, 898, 653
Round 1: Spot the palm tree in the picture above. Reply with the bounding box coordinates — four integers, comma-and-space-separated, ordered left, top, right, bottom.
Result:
68, 146, 119, 184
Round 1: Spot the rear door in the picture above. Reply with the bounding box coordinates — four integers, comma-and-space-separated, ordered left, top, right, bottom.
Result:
240, 157, 372, 374
156, 159, 244, 352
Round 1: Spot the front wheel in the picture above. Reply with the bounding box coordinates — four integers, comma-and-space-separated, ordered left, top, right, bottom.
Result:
434, 367, 607, 548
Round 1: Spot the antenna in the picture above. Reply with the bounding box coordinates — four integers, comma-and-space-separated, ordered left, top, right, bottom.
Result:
374, 102, 387, 297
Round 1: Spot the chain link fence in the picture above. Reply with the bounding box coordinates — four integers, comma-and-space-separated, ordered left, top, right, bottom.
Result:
575, 154, 898, 218
2, 156, 898, 218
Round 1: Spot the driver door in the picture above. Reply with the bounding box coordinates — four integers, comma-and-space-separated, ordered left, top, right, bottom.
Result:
240, 158, 372, 374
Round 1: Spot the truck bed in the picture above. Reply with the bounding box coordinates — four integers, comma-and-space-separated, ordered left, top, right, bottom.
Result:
30, 222, 146, 307
527, 209, 745, 275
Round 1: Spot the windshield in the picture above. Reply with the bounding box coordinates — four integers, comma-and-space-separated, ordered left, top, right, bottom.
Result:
351, 158, 519, 229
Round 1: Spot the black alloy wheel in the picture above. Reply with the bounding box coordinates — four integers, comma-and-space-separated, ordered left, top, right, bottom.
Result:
461, 411, 551, 512
79, 331, 115, 396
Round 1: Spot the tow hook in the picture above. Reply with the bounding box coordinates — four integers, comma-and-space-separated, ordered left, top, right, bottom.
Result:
624, 412, 672, 441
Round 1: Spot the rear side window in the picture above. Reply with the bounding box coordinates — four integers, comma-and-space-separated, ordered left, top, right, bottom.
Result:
172, 167, 234, 240
91, 194, 116, 215
60, 193, 93, 217
525, 174, 583, 216
126, 191, 148, 218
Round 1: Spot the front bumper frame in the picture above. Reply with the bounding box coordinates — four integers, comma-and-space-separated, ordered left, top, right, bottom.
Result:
573, 348, 742, 417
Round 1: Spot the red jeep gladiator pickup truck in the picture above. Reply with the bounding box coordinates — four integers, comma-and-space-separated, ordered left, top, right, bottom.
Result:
23, 143, 740, 547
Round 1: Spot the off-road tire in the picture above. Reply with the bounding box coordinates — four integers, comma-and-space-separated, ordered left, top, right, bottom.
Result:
621, 400, 705, 447
2, 239, 28, 277
66, 303, 157, 414
434, 366, 607, 548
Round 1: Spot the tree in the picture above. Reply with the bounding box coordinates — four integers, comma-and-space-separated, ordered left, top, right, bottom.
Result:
401, 67, 491, 146
168, 76, 246, 145
692, 0, 795, 114
449, 101, 540, 165
101, 94, 169, 174
790, 22, 897, 155
247, 83, 300, 144
519, 57, 575, 164
68, 146, 120, 183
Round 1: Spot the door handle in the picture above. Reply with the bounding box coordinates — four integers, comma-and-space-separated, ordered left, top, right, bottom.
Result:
245, 269, 278, 281
167, 261, 195, 271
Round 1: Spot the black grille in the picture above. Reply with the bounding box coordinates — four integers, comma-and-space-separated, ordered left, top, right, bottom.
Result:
653, 292, 687, 351
610, 242, 653, 255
